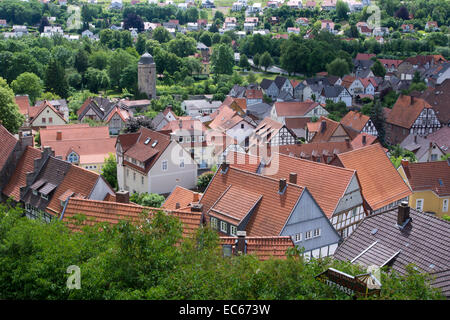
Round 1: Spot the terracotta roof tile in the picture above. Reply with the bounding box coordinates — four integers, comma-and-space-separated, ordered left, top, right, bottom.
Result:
387, 95, 432, 129
350, 133, 378, 149
402, 161, 450, 196
14, 95, 30, 116
310, 116, 342, 143
29, 100, 67, 124
40, 125, 110, 143
162, 185, 201, 210
219, 236, 295, 261
274, 101, 320, 117
200, 166, 304, 236
279, 141, 353, 159
62, 198, 202, 238
2, 146, 42, 201
336, 144, 412, 211
340, 111, 370, 132
284, 117, 311, 130
0, 125, 18, 173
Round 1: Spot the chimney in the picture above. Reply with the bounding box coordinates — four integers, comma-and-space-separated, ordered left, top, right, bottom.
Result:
397, 201, 410, 227
221, 161, 229, 173
401, 158, 409, 168
279, 178, 287, 194
345, 138, 350, 148
191, 203, 203, 212
56, 131, 62, 141
175, 202, 180, 209
289, 172, 297, 184
321, 120, 326, 133
414, 135, 417, 143
235, 231, 247, 255
362, 135, 366, 145
178, 119, 182, 128
115, 190, 130, 204
193, 192, 200, 202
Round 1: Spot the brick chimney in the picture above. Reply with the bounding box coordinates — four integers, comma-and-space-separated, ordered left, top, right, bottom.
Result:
116, 190, 129, 204
362, 135, 366, 145
401, 158, 409, 168
279, 178, 287, 194
289, 172, 297, 184
235, 231, 247, 255
193, 192, 200, 202
56, 131, 62, 141
397, 201, 410, 227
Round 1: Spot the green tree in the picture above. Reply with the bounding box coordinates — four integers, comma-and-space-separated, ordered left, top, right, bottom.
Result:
0, 77, 25, 134
152, 26, 171, 43
326, 58, 349, 78
108, 49, 137, 88
45, 59, 68, 98
101, 153, 118, 190
199, 32, 212, 47
259, 51, 273, 72
336, 0, 350, 21
210, 44, 234, 75
74, 49, 89, 74
11, 72, 43, 105
371, 60, 386, 77
239, 53, 250, 70
197, 171, 214, 191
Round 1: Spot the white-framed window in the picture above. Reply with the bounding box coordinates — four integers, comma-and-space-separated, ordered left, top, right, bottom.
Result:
162, 160, 168, 171
230, 225, 237, 236
220, 221, 227, 233
295, 233, 302, 242
305, 230, 312, 240
180, 158, 184, 168
313, 228, 321, 238
416, 199, 424, 211
431, 154, 438, 161
443, 199, 449, 212
211, 217, 218, 229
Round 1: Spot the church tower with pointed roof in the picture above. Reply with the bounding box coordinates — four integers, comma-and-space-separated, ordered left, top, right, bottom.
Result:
138, 52, 156, 99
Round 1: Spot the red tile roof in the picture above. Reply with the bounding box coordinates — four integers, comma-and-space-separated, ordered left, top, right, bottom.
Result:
40, 125, 110, 143
310, 116, 344, 143
278, 141, 352, 159
284, 117, 312, 130
160, 119, 207, 134
224, 151, 261, 173
46, 165, 106, 215
62, 198, 202, 237
104, 106, 131, 123
29, 100, 66, 124
340, 111, 370, 132
274, 101, 320, 117
355, 53, 376, 61
3, 146, 42, 201
401, 161, 450, 196
208, 105, 247, 131
219, 236, 295, 260
162, 185, 201, 211
387, 95, 432, 129
200, 166, 304, 236
14, 95, 30, 116
350, 132, 378, 149
336, 144, 412, 211
0, 125, 18, 173
245, 89, 263, 100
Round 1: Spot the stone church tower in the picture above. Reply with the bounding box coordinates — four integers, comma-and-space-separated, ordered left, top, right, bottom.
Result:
138, 52, 156, 99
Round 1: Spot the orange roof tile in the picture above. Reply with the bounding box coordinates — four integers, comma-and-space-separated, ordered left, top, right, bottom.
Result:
162, 185, 201, 211
401, 161, 450, 196
278, 141, 353, 159
310, 116, 341, 143
200, 166, 304, 236
340, 111, 370, 132
105, 106, 131, 123
387, 95, 432, 129
29, 100, 66, 124
219, 236, 295, 261
40, 125, 110, 143
225, 151, 261, 173
14, 95, 30, 116
336, 144, 412, 211
46, 165, 106, 215
274, 101, 320, 117
62, 198, 202, 238
0, 125, 18, 172
3, 146, 43, 201
350, 133, 378, 149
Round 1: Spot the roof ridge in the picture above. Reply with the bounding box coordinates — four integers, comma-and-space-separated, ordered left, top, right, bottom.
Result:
275, 152, 356, 174
228, 166, 304, 189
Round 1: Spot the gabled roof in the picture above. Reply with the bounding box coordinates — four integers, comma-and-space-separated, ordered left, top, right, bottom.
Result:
278, 141, 353, 159
249, 117, 296, 147
350, 133, 378, 149
0, 125, 18, 173
40, 125, 110, 143
105, 106, 131, 123
274, 101, 320, 117
2, 146, 42, 201
274, 76, 290, 90
29, 100, 67, 124
219, 236, 295, 261
200, 166, 304, 236
310, 116, 343, 143
321, 85, 346, 98
14, 95, 30, 116
162, 185, 201, 211
333, 206, 450, 297
121, 127, 172, 172
160, 119, 207, 134
208, 105, 250, 131
386, 95, 432, 129
426, 127, 450, 153
46, 165, 106, 215
61, 198, 202, 238
284, 117, 312, 130
260, 78, 274, 90
335, 144, 412, 211
401, 161, 450, 196
419, 79, 450, 124
340, 111, 370, 132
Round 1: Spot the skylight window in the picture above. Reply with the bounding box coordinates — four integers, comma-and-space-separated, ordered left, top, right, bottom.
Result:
151, 140, 158, 148
144, 137, 151, 145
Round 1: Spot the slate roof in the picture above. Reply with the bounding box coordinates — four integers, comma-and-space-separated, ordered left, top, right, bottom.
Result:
0, 125, 18, 173
401, 161, 450, 196
274, 76, 290, 90
200, 166, 304, 236
427, 127, 450, 153
400, 134, 444, 161
62, 198, 202, 238
419, 79, 450, 124
321, 85, 346, 98
2, 146, 42, 201
333, 207, 450, 298
335, 144, 412, 211
246, 102, 272, 120
219, 236, 295, 261
387, 95, 433, 129
260, 79, 274, 90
